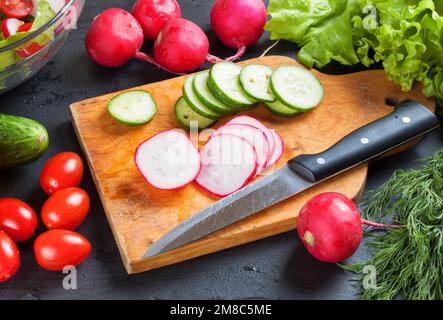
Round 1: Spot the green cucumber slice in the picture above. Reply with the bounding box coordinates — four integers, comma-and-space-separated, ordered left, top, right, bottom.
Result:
193, 72, 237, 115
183, 75, 223, 120
239, 64, 275, 102
107, 90, 157, 126
208, 62, 257, 108
263, 100, 302, 118
270, 65, 324, 111
175, 97, 216, 130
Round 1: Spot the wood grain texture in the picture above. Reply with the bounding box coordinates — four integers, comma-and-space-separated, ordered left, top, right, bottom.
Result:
70, 56, 434, 274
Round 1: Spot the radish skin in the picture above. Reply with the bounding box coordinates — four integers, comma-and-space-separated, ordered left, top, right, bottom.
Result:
265, 130, 284, 167
298, 192, 405, 263
210, 0, 267, 61
132, 0, 181, 39
154, 18, 209, 73
86, 10, 201, 74
297, 192, 363, 263
86, 8, 144, 68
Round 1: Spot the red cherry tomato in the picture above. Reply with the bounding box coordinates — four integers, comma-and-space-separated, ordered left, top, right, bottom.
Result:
17, 21, 32, 32
0, 230, 20, 282
41, 187, 90, 230
0, 0, 33, 19
34, 230, 91, 271
40, 152, 84, 195
0, 198, 38, 242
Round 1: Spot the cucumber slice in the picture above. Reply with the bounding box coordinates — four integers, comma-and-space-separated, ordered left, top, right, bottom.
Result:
175, 97, 216, 130
239, 64, 275, 102
183, 75, 223, 120
263, 100, 302, 118
270, 65, 324, 111
208, 62, 257, 108
193, 72, 237, 115
108, 90, 157, 126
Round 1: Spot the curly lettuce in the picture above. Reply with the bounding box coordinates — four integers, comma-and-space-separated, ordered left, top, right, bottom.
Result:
265, 0, 443, 114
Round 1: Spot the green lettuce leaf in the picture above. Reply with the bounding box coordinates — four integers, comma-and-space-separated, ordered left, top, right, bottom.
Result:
265, 0, 443, 113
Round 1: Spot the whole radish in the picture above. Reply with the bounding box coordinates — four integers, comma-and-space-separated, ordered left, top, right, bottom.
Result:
298, 192, 363, 263
210, 0, 267, 61
86, 8, 144, 67
86, 10, 207, 73
132, 0, 181, 39
154, 18, 209, 73
298, 192, 404, 263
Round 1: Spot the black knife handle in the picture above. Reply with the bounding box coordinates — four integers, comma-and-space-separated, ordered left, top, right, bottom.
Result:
288, 100, 439, 183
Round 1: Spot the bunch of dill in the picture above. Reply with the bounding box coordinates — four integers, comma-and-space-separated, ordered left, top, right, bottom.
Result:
344, 148, 443, 300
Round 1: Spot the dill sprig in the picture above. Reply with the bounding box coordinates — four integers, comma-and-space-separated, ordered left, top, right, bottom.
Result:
344, 148, 443, 300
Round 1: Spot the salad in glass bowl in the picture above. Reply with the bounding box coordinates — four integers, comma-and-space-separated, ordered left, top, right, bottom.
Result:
0, 0, 83, 93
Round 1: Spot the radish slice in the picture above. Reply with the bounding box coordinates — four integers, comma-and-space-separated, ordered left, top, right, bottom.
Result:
227, 116, 275, 161
265, 130, 284, 167
196, 134, 257, 197
2, 18, 24, 38
213, 123, 269, 175
135, 129, 201, 190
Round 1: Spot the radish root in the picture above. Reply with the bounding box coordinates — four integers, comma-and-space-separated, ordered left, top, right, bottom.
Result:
361, 219, 405, 229
260, 40, 281, 58
206, 45, 246, 64
135, 52, 185, 75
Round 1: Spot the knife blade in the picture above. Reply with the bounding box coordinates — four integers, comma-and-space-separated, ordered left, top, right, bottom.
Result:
143, 100, 439, 258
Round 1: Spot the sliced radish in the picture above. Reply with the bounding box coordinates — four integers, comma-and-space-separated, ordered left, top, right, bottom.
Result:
196, 134, 258, 197
265, 130, 284, 167
135, 129, 201, 190
2, 18, 24, 38
213, 123, 269, 175
227, 116, 275, 162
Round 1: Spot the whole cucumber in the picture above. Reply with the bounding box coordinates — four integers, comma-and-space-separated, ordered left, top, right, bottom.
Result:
0, 114, 49, 168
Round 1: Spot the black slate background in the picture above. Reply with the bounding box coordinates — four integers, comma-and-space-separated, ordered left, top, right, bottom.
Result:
0, 0, 442, 300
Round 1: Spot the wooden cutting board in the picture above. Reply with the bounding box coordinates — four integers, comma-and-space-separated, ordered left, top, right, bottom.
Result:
70, 56, 434, 274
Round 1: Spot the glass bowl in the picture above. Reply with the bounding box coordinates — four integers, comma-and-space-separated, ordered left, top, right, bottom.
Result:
0, 0, 84, 94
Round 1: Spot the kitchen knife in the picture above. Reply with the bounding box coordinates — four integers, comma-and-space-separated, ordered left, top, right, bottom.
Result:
143, 100, 439, 258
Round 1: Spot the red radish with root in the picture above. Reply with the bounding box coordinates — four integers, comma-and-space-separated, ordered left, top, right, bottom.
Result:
154, 18, 209, 73
210, 0, 267, 62
86, 9, 208, 74
86, 8, 144, 68
297, 192, 404, 263
135, 129, 201, 190
132, 0, 181, 39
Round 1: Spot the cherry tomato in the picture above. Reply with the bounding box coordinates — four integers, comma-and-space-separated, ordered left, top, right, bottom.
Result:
0, 198, 38, 242
0, 230, 20, 282
41, 187, 90, 230
40, 152, 84, 195
0, 0, 33, 19
17, 21, 32, 32
34, 230, 91, 271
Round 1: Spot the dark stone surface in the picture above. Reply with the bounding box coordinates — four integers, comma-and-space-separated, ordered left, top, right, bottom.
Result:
0, 0, 442, 300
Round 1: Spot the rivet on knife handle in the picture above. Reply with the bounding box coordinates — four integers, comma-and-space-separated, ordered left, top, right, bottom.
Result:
288, 100, 439, 183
